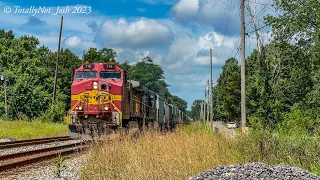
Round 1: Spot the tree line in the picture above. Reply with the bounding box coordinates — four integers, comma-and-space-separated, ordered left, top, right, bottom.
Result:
0, 30, 188, 122
190, 0, 320, 135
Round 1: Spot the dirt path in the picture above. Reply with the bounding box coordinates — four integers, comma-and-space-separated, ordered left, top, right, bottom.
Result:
211, 121, 237, 139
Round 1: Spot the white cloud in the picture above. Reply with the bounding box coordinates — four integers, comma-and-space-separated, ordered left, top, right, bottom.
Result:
97, 18, 174, 48
171, 0, 240, 35
172, 0, 199, 18
153, 54, 163, 65
164, 30, 238, 70
165, 35, 197, 70
63, 35, 97, 53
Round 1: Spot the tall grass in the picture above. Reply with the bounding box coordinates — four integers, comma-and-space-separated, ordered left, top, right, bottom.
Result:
0, 119, 68, 140
81, 122, 320, 180
81, 122, 241, 180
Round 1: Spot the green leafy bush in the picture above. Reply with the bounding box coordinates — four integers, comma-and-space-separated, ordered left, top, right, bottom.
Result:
39, 101, 67, 123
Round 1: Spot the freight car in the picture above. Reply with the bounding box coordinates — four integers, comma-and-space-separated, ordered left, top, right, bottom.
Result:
67, 62, 191, 139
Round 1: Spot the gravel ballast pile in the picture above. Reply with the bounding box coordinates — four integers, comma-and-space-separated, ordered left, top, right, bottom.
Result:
187, 162, 320, 180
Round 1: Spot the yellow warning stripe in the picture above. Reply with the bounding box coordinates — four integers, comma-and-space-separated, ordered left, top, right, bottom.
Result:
69, 90, 123, 127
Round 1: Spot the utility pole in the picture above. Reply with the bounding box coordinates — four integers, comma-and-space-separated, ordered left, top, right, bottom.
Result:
240, 0, 246, 129
204, 88, 206, 122
52, 16, 64, 105
200, 100, 203, 121
83, 50, 86, 60
1, 67, 8, 120
207, 80, 209, 121
210, 48, 213, 122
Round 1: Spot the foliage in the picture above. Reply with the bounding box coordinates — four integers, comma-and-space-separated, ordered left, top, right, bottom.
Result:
167, 94, 188, 113
266, 0, 320, 45
84, 48, 117, 63
190, 99, 202, 120
236, 131, 320, 175
130, 57, 170, 98
213, 57, 241, 123
53, 153, 68, 178
40, 100, 67, 123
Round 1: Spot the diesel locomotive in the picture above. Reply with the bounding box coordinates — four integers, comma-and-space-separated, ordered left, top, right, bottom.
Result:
67, 62, 192, 139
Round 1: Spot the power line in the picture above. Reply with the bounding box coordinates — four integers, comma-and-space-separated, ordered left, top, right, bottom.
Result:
217, 0, 237, 70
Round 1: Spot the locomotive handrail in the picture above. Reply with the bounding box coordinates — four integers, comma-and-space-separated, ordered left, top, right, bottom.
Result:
130, 98, 156, 109
65, 97, 81, 124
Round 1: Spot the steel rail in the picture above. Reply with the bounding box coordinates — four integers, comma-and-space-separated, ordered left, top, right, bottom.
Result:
0, 141, 89, 161
0, 136, 70, 146
0, 136, 72, 149
0, 144, 90, 172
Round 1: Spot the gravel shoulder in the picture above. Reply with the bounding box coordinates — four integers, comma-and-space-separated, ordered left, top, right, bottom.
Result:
1, 154, 86, 180
211, 121, 237, 139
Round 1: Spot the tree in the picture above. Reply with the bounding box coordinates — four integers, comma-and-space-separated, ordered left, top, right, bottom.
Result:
130, 56, 170, 98
213, 57, 241, 123
168, 94, 188, 112
190, 100, 202, 120
266, 0, 320, 46
84, 48, 117, 63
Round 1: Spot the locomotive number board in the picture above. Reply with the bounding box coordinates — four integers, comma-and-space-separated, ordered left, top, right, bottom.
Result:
104, 64, 115, 69
83, 64, 94, 69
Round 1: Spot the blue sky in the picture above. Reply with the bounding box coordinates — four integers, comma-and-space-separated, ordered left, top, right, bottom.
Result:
0, 0, 274, 110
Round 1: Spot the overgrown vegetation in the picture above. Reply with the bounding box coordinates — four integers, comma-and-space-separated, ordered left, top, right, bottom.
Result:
80, 122, 320, 179
0, 119, 67, 140
81, 122, 240, 180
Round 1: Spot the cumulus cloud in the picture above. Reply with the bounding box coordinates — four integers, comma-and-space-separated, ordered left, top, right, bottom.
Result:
63, 35, 97, 53
172, 0, 199, 18
171, 0, 276, 36
163, 30, 238, 72
165, 35, 197, 70
171, 0, 240, 35
96, 18, 174, 48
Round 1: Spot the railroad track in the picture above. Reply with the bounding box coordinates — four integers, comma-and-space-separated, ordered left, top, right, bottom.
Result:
0, 136, 72, 149
0, 137, 91, 172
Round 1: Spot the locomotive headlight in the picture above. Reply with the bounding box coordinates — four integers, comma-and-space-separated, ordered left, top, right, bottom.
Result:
93, 82, 98, 89
78, 106, 83, 111
104, 106, 109, 111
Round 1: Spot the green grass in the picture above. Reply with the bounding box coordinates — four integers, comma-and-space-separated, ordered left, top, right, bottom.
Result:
0, 120, 68, 140
236, 130, 320, 175
235, 127, 241, 133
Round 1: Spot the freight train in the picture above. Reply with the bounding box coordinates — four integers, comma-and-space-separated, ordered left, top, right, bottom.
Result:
67, 62, 192, 139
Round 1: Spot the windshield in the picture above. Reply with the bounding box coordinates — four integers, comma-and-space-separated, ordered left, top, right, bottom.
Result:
100, 71, 121, 79
76, 71, 97, 79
